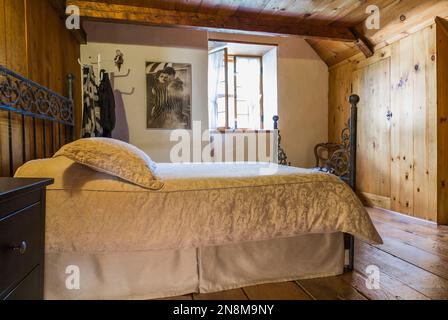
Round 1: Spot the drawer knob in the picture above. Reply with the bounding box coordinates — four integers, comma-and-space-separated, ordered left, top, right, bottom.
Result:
12, 241, 27, 255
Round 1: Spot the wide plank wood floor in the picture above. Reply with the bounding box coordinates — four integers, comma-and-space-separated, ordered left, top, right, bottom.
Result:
160, 208, 448, 300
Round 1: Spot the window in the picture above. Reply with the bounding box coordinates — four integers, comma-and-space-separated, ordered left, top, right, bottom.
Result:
209, 43, 277, 131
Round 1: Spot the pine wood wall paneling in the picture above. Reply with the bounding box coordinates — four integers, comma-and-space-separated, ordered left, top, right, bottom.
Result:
3, 0, 27, 176
0, 0, 5, 66
389, 40, 401, 216
427, 26, 438, 223
377, 59, 392, 199
62, 26, 82, 139
27, 0, 55, 160
329, 24, 439, 222
26, 0, 45, 160
0, 0, 81, 176
353, 58, 391, 200
328, 62, 353, 143
390, 26, 437, 221
26, 0, 81, 157
48, 6, 62, 157
391, 35, 415, 216
436, 18, 448, 224
4, 0, 27, 74
0, 113, 7, 176
0, 0, 7, 177
412, 26, 437, 222
411, 29, 428, 219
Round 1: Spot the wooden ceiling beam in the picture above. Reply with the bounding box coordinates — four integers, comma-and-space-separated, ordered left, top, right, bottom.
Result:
66, 0, 356, 42
350, 28, 374, 58
48, 0, 87, 44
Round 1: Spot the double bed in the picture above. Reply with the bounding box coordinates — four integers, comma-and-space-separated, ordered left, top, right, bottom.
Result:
1, 65, 382, 300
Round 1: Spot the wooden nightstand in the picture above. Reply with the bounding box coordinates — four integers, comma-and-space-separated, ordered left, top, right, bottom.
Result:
0, 178, 54, 300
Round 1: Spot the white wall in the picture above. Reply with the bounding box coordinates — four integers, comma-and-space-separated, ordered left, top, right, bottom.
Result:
83, 21, 328, 167
82, 22, 208, 162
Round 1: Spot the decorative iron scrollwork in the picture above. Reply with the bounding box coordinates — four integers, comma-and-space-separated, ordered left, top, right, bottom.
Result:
326, 148, 350, 177
341, 122, 351, 149
324, 120, 351, 179
318, 95, 359, 191
277, 131, 289, 166
315, 143, 343, 167
273, 115, 290, 166
0, 66, 74, 125
314, 119, 352, 179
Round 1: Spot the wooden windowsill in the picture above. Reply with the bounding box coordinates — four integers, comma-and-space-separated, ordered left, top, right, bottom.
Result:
210, 128, 274, 134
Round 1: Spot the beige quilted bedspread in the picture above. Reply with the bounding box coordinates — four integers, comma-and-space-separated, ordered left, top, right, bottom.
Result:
15, 157, 382, 253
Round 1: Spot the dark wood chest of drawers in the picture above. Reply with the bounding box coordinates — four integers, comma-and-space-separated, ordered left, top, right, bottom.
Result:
0, 178, 53, 300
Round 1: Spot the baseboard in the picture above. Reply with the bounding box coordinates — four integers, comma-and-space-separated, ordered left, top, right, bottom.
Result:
357, 192, 391, 210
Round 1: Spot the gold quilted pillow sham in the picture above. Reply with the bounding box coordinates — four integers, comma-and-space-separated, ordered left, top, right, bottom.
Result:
54, 138, 164, 190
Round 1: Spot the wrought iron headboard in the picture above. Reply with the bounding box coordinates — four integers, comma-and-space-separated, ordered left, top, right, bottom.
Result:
323, 94, 359, 190
0, 65, 75, 176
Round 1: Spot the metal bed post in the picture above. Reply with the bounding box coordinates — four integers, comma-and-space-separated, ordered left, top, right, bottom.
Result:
273, 115, 289, 166
344, 94, 360, 272
67, 73, 75, 142
273, 116, 279, 164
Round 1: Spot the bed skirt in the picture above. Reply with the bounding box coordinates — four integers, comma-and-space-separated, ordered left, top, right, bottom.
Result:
45, 233, 344, 300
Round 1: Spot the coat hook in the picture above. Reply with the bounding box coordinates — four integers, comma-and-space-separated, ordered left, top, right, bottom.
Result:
112, 69, 131, 78
118, 87, 135, 95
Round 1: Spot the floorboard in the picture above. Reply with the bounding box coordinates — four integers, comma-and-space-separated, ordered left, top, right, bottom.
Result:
339, 270, 429, 300
193, 289, 248, 300
369, 209, 448, 239
297, 276, 367, 300
243, 282, 312, 300
356, 241, 448, 299
373, 235, 448, 281
350, 258, 430, 300
372, 219, 448, 259
158, 207, 448, 300
157, 294, 193, 300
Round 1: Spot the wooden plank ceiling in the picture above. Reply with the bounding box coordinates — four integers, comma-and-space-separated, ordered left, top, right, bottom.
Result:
66, 0, 448, 66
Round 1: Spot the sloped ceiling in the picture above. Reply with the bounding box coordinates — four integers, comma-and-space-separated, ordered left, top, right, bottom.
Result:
62, 0, 448, 66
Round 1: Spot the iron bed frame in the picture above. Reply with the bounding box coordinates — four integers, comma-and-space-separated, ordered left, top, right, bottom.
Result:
0, 64, 359, 273
274, 95, 359, 272
0, 65, 75, 177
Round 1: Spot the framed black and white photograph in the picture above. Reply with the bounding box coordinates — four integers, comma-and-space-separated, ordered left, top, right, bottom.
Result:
146, 62, 192, 129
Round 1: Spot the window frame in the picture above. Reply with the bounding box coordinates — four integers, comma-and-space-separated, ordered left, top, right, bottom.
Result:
216, 54, 264, 130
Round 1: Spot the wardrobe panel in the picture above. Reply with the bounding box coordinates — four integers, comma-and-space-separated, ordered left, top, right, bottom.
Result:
353, 58, 391, 201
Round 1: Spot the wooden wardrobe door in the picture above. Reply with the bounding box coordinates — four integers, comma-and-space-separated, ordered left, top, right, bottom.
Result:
352, 58, 392, 209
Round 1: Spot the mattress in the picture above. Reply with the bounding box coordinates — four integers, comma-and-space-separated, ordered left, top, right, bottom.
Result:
15, 156, 382, 254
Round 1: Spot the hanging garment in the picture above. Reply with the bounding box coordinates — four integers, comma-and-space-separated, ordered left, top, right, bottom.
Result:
98, 70, 116, 138
81, 66, 103, 138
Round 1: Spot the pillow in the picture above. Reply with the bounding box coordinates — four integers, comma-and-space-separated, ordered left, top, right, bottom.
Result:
54, 138, 164, 190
